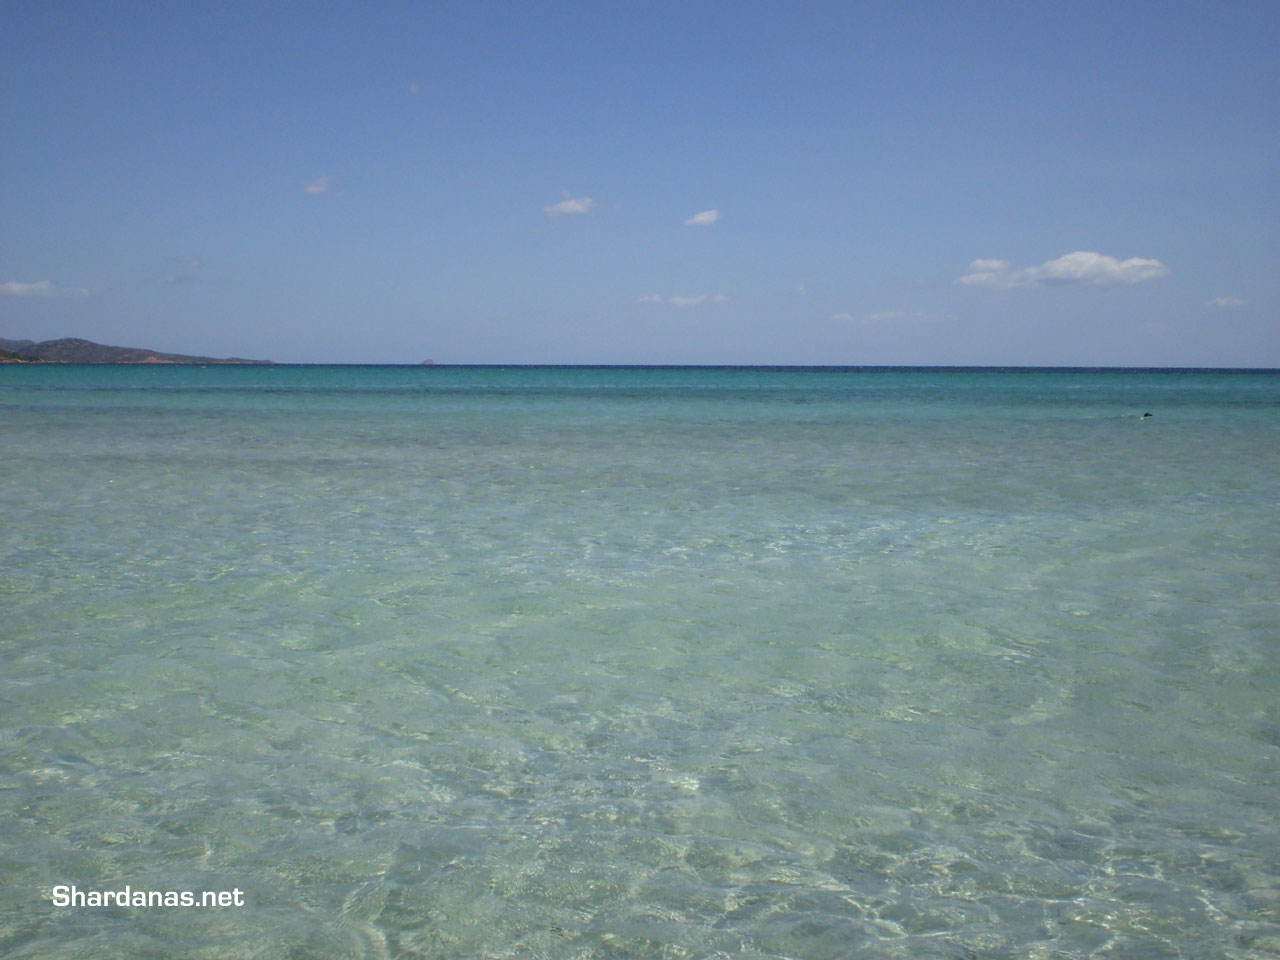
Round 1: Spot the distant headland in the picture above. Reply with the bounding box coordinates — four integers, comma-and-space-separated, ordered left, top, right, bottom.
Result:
0, 337, 272, 364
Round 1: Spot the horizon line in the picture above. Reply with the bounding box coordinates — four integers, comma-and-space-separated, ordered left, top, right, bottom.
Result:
10, 361, 1278, 373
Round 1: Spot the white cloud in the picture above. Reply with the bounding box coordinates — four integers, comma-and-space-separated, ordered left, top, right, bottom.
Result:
958, 251, 1168, 288
543, 196, 597, 217
958, 259, 1017, 287
1210, 296, 1246, 307
832, 310, 941, 324
305, 175, 334, 194
683, 209, 720, 226
0, 280, 89, 298
639, 294, 729, 306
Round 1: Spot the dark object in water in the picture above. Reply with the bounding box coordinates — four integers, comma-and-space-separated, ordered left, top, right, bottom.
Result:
1142, 412, 1153, 418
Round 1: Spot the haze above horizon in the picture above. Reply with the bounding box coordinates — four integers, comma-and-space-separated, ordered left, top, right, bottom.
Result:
2, 1, 1276, 365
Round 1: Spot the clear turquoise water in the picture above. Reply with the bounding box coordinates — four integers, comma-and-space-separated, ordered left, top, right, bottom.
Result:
2, 365, 1277, 959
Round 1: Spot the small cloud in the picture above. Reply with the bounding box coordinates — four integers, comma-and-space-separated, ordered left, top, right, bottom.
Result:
683, 209, 720, 226
958, 259, 1017, 287
958, 251, 1168, 288
639, 293, 729, 307
543, 195, 597, 217
305, 175, 334, 194
1210, 296, 1246, 307
154, 256, 204, 287
408, 81, 421, 96
0, 280, 89, 298
864, 310, 940, 323
833, 310, 942, 324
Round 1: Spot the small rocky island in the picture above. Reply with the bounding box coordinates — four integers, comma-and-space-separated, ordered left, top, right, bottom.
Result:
0, 337, 272, 364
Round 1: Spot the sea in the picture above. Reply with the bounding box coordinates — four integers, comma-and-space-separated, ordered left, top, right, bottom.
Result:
1, 364, 1277, 959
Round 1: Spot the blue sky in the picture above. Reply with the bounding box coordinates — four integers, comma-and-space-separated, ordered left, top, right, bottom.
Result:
2, 1, 1276, 364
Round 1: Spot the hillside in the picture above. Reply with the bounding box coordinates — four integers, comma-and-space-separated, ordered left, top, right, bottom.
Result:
0, 337, 271, 364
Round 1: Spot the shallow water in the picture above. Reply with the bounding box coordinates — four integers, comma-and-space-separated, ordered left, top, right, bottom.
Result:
2, 365, 1278, 958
